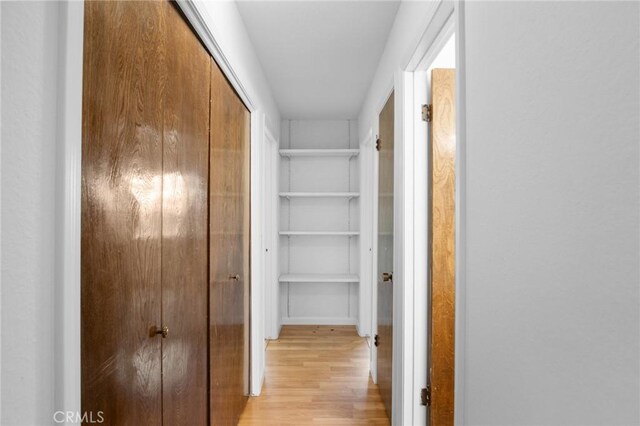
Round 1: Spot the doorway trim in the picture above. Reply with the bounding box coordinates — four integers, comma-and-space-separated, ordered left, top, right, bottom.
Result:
55, 1, 266, 421
400, 1, 466, 424
368, 1, 466, 424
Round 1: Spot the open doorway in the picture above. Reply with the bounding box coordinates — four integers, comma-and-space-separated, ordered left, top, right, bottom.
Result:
365, 4, 460, 423
407, 29, 458, 426
241, 119, 389, 424
235, 0, 403, 424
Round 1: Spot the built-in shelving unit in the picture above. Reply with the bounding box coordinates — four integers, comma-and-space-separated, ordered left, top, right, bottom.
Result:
278, 120, 360, 326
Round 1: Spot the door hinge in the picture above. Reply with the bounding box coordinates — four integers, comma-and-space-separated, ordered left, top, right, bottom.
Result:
422, 104, 432, 122
375, 138, 381, 151
421, 385, 431, 406
374, 334, 380, 347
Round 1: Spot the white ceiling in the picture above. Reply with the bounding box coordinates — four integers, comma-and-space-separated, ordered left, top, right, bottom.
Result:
237, 1, 400, 119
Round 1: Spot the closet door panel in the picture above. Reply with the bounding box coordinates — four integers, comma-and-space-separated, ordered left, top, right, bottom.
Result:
81, 2, 165, 424
377, 92, 394, 418
209, 60, 251, 425
161, 3, 211, 425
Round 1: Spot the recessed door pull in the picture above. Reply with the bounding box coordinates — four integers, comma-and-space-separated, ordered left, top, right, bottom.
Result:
155, 326, 169, 338
382, 272, 393, 282
229, 274, 240, 281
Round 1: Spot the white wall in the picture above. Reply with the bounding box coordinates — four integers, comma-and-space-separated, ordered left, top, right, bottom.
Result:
358, 1, 438, 138
461, 1, 639, 424
195, 0, 281, 136
408, 32, 456, 426
0, 3, 3, 421
1, 2, 60, 424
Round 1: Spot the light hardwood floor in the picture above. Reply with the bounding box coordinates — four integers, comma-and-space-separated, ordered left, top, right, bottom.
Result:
238, 325, 390, 425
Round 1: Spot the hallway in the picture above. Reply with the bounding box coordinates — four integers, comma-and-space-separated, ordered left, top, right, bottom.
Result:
239, 326, 389, 425
3, 1, 639, 424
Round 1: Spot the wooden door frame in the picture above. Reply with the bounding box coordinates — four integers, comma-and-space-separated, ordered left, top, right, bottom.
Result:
55, 1, 270, 421
368, 1, 467, 424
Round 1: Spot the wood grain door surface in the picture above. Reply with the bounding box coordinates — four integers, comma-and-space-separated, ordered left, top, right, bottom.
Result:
161, 3, 211, 425
209, 59, 252, 426
82, 2, 212, 424
82, 2, 165, 423
428, 68, 456, 426
377, 92, 395, 419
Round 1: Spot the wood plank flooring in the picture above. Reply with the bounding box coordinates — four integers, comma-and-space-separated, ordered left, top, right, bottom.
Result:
239, 326, 389, 425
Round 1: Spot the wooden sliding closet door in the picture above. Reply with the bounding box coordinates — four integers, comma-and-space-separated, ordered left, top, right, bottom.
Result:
82, 2, 165, 423
82, 2, 210, 424
161, 3, 211, 425
209, 61, 251, 425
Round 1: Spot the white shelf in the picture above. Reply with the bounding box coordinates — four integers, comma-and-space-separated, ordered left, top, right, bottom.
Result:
279, 231, 359, 236
279, 273, 359, 283
279, 192, 359, 199
279, 149, 359, 158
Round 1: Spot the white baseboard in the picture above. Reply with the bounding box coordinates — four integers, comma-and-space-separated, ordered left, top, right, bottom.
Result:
281, 317, 358, 326
356, 322, 371, 338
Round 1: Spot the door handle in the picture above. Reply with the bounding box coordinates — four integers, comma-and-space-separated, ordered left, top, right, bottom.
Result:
155, 325, 169, 339
382, 272, 393, 282
228, 274, 240, 281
